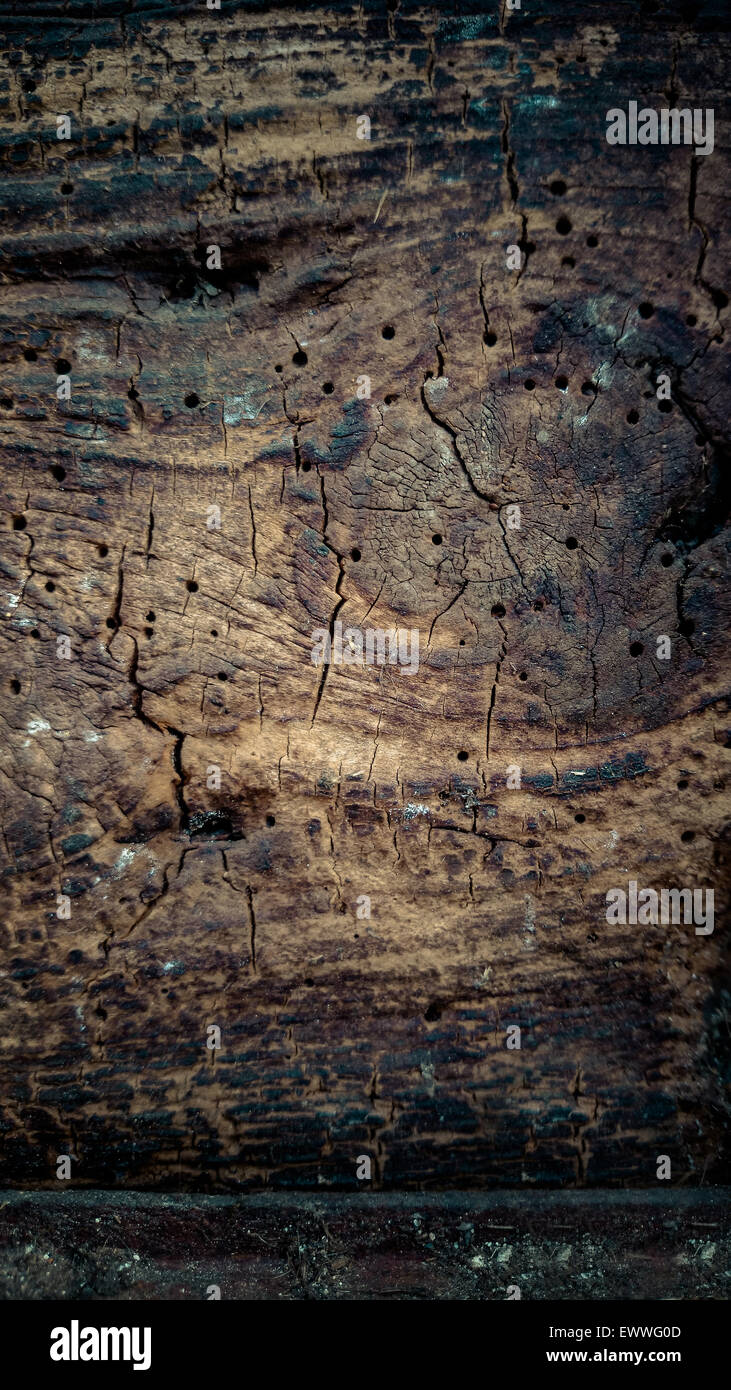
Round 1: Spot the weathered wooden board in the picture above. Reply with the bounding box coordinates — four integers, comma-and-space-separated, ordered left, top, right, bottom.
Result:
0, 0, 729, 1196
1, 1188, 729, 1300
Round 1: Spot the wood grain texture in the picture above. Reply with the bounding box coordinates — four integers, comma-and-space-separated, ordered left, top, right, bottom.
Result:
0, 1, 729, 1193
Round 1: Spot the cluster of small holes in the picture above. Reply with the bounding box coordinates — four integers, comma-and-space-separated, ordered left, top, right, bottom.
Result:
35, 181, 707, 789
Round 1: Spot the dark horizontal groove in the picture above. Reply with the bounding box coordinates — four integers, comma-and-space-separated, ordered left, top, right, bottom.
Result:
2, 1187, 729, 1216
0, 0, 729, 22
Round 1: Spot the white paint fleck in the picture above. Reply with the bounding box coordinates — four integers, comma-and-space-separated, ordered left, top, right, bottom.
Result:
27, 718, 51, 735
112, 847, 136, 877
403, 802, 430, 821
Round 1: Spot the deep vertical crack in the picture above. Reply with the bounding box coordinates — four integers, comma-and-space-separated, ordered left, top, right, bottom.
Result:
171, 730, 189, 832
247, 483, 258, 575
310, 556, 345, 727
246, 884, 257, 972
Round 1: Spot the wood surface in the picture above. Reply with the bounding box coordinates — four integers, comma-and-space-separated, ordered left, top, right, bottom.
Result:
1, 1187, 729, 1300
0, 1, 729, 1197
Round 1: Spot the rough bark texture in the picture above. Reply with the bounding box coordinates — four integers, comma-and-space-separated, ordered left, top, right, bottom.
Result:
0, 0, 729, 1205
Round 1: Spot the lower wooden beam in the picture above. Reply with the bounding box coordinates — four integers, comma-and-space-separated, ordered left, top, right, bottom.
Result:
1, 1188, 728, 1301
